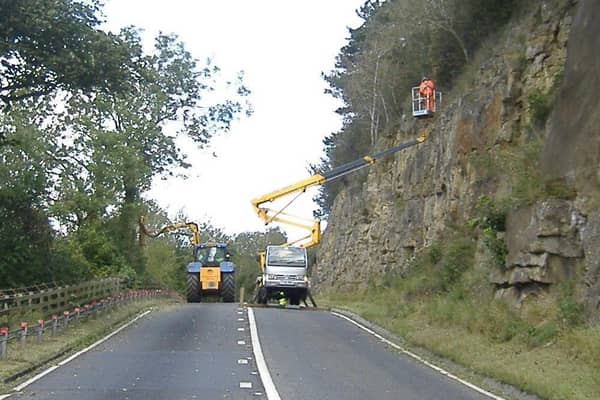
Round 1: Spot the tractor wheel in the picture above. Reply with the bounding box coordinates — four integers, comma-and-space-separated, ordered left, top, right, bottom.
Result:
221, 273, 235, 303
186, 273, 201, 303
257, 286, 268, 305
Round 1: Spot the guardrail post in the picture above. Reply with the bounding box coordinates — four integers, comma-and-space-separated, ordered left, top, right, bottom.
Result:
74, 307, 81, 323
63, 311, 70, 328
51, 315, 58, 336
0, 327, 8, 359
19, 322, 28, 348
37, 320, 44, 343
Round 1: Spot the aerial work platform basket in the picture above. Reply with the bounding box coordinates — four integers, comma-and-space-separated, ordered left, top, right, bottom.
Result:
412, 87, 442, 117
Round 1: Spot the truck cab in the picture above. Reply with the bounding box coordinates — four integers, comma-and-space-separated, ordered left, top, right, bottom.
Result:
258, 245, 309, 306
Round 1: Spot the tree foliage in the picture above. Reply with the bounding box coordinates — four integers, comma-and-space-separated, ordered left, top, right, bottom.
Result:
0, 0, 135, 115
0, 1, 251, 289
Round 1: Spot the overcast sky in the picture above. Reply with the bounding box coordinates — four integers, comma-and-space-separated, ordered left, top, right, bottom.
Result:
102, 0, 366, 240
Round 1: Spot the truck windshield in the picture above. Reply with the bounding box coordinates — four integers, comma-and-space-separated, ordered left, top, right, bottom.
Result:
266, 247, 306, 267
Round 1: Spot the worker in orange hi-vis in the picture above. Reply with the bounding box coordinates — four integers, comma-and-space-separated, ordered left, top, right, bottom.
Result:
419, 77, 436, 112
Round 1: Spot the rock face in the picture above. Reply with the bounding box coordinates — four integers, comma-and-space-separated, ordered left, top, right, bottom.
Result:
492, 199, 585, 302
315, 0, 599, 316
539, 0, 600, 315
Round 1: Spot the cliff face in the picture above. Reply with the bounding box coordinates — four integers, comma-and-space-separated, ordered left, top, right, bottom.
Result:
315, 0, 599, 316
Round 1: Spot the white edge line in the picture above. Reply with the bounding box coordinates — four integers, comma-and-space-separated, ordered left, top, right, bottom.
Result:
6, 309, 153, 395
331, 311, 507, 400
247, 307, 281, 400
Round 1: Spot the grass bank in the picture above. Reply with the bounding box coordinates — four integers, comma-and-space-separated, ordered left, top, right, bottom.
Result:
317, 240, 599, 400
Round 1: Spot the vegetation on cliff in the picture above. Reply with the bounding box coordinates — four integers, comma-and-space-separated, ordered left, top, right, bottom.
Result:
313, 0, 517, 217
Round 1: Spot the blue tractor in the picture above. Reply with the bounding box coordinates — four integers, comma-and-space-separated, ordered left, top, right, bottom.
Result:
186, 242, 236, 303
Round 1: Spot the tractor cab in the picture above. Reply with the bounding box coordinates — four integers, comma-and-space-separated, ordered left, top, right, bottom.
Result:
412, 84, 442, 118
194, 242, 228, 265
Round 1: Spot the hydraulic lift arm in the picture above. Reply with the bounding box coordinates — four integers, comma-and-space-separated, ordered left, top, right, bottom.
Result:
250, 132, 429, 248
138, 217, 201, 246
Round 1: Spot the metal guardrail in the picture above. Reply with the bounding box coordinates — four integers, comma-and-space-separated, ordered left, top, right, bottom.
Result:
0, 289, 168, 360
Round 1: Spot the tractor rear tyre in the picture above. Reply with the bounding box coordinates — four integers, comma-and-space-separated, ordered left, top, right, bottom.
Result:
221, 273, 235, 303
186, 273, 201, 303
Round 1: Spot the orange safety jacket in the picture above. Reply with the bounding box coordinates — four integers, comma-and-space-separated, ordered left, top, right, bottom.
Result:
419, 79, 435, 111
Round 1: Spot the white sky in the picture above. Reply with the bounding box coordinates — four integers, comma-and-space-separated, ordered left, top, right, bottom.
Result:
102, 0, 366, 239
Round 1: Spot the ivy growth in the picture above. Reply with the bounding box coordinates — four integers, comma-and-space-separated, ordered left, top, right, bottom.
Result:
469, 195, 508, 267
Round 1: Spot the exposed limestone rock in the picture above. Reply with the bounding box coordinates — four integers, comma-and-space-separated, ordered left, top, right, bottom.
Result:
314, 0, 600, 318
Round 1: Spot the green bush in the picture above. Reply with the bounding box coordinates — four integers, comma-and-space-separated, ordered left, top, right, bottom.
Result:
471, 195, 508, 267
526, 322, 558, 347
439, 237, 475, 291
559, 298, 585, 328
528, 89, 553, 126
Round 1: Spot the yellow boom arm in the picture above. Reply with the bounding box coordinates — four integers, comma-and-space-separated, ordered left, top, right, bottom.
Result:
138, 217, 201, 246
251, 133, 429, 248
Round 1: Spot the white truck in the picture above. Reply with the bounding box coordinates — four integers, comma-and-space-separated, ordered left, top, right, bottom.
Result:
255, 245, 309, 306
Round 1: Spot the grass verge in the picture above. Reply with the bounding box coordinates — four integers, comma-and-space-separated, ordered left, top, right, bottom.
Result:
318, 287, 599, 400
0, 295, 181, 393
316, 236, 599, 400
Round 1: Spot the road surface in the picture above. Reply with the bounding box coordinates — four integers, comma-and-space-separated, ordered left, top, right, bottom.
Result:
5, 304, 497, 400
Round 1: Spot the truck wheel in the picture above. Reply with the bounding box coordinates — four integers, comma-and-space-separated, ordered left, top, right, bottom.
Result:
221, 273, 235, 303
289, 296, 300, 306
257, 286, 268, 305
186, 273, 201, 303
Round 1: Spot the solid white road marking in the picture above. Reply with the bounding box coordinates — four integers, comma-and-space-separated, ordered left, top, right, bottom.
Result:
331, 311, 507, 400
248, 307, 281, 400
5, 309, 153, 396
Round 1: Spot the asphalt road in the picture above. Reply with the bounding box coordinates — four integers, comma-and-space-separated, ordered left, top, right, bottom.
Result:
6, 304, 498, 400
253, 307, 493, 400
9, 304, 262, 400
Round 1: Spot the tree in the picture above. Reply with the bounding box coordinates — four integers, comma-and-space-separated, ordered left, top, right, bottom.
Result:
47, 29, 250, 274
230, 228, 287, 297
0, 116, 54, 287
0, 0, 134, 112
0, 18, 250, 287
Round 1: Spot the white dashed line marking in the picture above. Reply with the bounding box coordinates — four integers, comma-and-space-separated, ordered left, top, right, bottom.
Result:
238, 359, 249, 365
240, 382, 253, 389
237, 340, 246, 345
237, 327, 245, 331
